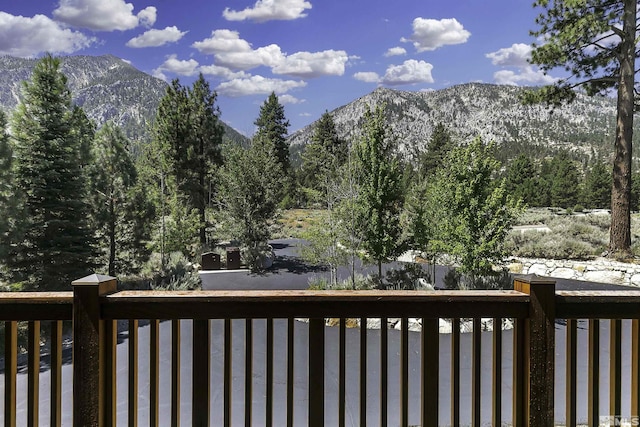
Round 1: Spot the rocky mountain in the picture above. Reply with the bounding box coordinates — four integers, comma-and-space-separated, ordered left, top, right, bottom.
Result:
0, 54, 248, 148
288, 83, 637, 163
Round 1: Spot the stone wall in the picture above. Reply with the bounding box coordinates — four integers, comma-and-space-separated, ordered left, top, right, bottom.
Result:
506, 257, 640, 287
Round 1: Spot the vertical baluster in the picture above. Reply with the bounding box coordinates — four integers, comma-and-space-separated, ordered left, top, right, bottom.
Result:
451, 318, 460, 427
632, 319, 640, 419
360, 317, 367, 427
172, 319, 181, 427
512, 317, 526, 427
566, 319, 577, 427
339, 318, 346, 427
380, 317, 388, 427
50, 321, 63, 427
400, 317, 409, 427
4, 321, 17, 427
193, 319, 211, 426
287, 318, 294, 427
610, 319, 622, 420
150, 319, 160, 427
309, 318, 325, 427
492, 318, 502, 427
224, 319, 232, 427
472, 318, 481, 427
129, 319, 139, 427
104, 318, 117, 425
245, 319, 253, 427
266, 318, 274, 427
422, 318, 439, 427
28, 320, 40, 427
588, 319, 600, 427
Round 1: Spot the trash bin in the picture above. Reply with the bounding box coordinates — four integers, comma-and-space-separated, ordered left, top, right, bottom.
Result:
201, 252, 221, 270
226, 247, 241, 269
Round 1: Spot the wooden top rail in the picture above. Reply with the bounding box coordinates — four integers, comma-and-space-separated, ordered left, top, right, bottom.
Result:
0, 292, 73, 320
556, 290, 640, 319
101, 289, 531, 320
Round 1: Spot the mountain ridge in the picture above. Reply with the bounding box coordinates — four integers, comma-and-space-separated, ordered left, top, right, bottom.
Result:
0, 54, 249, 148
288, 82, 636, 163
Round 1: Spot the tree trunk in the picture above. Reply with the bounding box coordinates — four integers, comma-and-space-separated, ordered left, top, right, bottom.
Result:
609, 0, 636, 256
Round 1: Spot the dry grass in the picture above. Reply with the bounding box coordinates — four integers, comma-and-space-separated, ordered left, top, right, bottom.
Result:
275, 209, 327, 239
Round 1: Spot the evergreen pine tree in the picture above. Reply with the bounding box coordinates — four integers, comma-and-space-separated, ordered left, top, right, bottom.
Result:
583, 160, 612, 209
89, 122, 152, 276
153, 75, 224, 246
9, 55, 95, 290
504, 154, 537, 205
355, 105, 404, 279
419, 122, 454, 178
524, 0, 638, 254
549, 151, 581, 209
0, 111, 12, 260
301, 111, 347, 191
254, 92, 290, 174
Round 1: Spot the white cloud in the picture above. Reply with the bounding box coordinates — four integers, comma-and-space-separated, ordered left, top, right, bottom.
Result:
223, 0, 312, 22
0, 12, 93, 57
192, 29, 253, 54
216, 75, 306, 97
198, 64, 249, 80
486, 43, 532, 67
126, 26, 186, 48
401, 17, 470, 52
272, 50, 349, 78
353, 71, 381, 83
279, 94, 305, 104
382, 60, 434, 85
493, 67, 557, 86
193, 30, 350, 78
384, 47, 406, 57
216, 44, 285, 70
299, 112, 312, 117
153, 54, 199, 80
53, 0, 156, 31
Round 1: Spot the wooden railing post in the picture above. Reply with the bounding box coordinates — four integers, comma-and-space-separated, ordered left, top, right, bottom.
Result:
514, 275, 556, 427
72, 274, 117, 427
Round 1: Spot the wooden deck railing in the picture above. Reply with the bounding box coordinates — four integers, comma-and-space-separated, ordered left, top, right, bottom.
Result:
1, 274, 640, 426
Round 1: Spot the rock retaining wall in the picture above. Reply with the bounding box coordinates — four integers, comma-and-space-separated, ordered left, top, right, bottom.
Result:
506, 257, 640, 287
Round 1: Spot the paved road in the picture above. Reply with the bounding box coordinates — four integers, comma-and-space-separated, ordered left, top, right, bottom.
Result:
2, 239, 636, 425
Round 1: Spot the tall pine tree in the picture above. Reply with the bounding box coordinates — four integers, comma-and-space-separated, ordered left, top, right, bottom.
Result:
524, 0, 638, 255
9, 55, 94, 290
89, 122, 152, 276
153, 74, 224, 246
254, 92, 290, 174
0, 111, 12, 260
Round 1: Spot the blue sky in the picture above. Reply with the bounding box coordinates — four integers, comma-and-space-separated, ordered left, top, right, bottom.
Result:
0, 0, 558, 134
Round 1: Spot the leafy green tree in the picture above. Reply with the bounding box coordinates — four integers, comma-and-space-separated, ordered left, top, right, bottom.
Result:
583, 160, 612, 209
355, 105, 404, 279
504, 154, 537, 205
218, 139, 283, 261
89, 122, 152, 276
8, 55, 94, 290
153, 75, 224, 246
254, 92, 290, 174
524, 0, 638, 255
418, 122, 454, 178
433, 139, 524, 276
